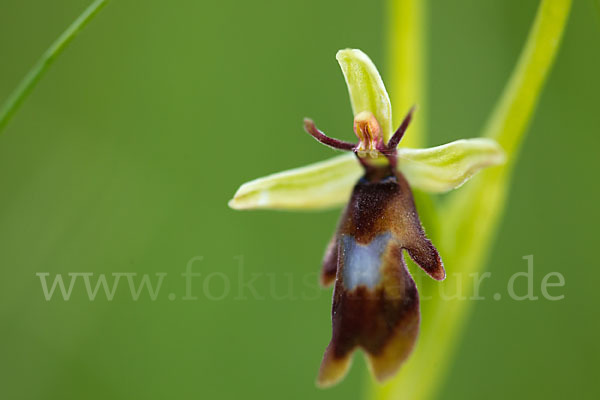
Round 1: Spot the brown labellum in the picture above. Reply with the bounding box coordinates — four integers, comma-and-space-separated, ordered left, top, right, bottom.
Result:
318, 166, 444, 387
304, 108, 445, 387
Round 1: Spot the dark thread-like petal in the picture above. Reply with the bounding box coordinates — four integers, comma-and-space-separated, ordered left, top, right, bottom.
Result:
304, 119, 356, 152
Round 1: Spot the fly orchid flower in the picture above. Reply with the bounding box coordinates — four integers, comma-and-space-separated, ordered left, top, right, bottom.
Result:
229, 49, 505, 387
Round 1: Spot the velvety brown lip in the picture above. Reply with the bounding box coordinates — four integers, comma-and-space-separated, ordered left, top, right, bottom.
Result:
318, 235, 420, 387
317, 167, 444, 387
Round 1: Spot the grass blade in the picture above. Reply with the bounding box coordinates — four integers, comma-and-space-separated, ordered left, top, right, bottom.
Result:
0, 0, 109, 133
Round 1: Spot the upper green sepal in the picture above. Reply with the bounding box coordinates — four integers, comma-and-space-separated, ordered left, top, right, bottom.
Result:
336, 49, 394, 143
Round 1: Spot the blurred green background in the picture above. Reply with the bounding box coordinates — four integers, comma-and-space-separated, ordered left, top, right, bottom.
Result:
0, 0, 598, 399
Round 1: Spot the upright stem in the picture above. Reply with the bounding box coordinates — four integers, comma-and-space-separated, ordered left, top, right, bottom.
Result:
371, 1, 572, 400
0, 0, 109, 134
386, 0, 426, 149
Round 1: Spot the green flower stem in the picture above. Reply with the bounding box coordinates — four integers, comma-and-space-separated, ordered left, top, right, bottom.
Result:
372, 1, 572, 399
0, 0, 109, 134
386, 0, 426, 149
